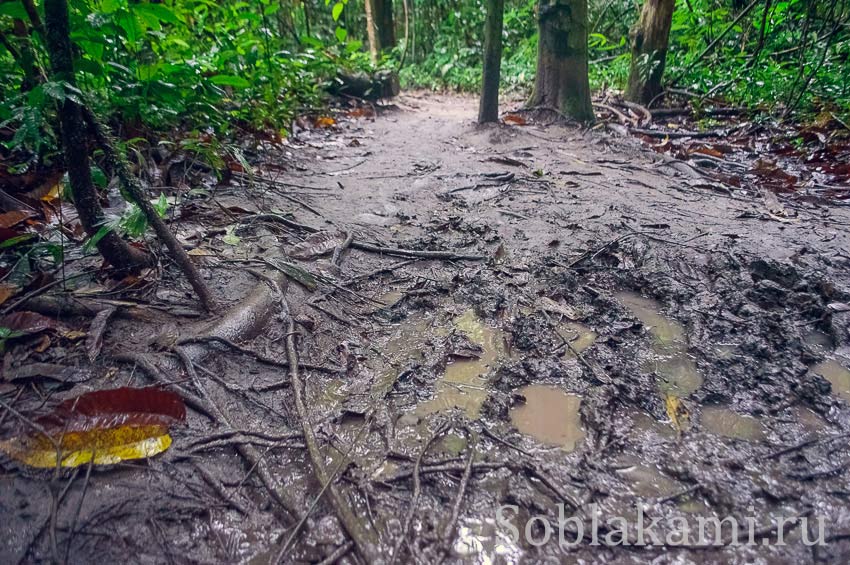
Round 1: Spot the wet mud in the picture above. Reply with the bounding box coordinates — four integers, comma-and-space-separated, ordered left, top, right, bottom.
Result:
3, 93, 850, 564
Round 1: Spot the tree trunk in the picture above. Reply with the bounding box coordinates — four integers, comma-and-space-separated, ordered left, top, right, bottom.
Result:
365, 0, 395, 61
625, 0, 675, 105
43, 0, 151, 271
529, 0, 594, 122
478, 0, 505, 123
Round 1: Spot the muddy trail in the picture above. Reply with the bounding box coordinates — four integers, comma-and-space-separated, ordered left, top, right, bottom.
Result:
3, 92, 850, 564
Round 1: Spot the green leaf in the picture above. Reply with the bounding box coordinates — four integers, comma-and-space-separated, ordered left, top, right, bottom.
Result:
332, 2, 344, 21
209, 75, 251, 88
335, 26, 347, 43
135, 3, 180, 24
83, 224, 113, 253
0, 2, 28, 18
222, 226, 240, 246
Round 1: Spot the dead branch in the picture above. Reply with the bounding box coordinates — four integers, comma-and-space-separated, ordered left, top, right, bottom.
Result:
390, 423, 450, 564
276, 318, 381, 563
81, 106, 217, 312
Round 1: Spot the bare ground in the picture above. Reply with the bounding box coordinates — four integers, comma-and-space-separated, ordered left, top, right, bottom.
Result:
3, 92, 850, 564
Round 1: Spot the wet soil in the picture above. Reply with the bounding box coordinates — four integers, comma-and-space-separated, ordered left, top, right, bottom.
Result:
3, 92, 850, 564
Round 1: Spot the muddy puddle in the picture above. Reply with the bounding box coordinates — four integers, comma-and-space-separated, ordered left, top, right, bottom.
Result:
416, 309, 511, 418
509, 385, 585, 451
615, 291, 702, 396
813, 358, 850, 402
700, 406, 766, 441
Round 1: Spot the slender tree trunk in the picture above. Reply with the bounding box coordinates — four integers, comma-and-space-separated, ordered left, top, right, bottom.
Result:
44, 0, 152, 270
529, 0, 594, 122
625, 0, 675, 104
478, 0, 505, 123
365, 0, 395, 61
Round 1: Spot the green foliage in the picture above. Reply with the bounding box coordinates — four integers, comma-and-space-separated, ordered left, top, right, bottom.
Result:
396, 0, 848, 120
0, 0, 378, 163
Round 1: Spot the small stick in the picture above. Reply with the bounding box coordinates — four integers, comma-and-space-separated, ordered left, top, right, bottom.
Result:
390, 423, 450, 564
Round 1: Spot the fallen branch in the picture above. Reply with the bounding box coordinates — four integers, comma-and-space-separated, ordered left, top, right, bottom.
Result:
244, 213, 486, 261
82, 106, 217, 312
279, 317, 380, 562
390, 423, 450, 565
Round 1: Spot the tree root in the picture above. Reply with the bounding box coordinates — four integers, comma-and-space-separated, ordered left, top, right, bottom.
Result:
277, 317, 381, 563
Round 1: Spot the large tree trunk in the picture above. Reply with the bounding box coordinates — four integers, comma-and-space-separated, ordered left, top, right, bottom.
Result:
625, 0, 675, 105
44, 0, 151, 271
478, 0, 505, 123
529, 0, 594, 122
365, 0, 395, 61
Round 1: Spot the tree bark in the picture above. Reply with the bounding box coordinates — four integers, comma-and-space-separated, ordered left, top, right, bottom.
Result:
43, 0, 152, 271
529, 0, 594, 122
365, 0, 395, 61
478, 0, 505, 123
625, 0, 675, 104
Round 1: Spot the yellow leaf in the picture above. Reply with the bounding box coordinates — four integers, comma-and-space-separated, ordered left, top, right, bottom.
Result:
187, 248, 215, 256
41, 184, 61, 202
315, 116, 335, 128
0, 425, 172, 468
665, 394, 689, 433
61, 330, 87, 341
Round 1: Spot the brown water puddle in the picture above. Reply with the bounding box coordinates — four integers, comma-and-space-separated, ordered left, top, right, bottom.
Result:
615, 291, 702, 397
509, 385, 585, 451
416, 309, 510, 418
613, 456, 708, 513
556, 321, 597, 358
700, 406, 766, 441
813, 359, 850, 402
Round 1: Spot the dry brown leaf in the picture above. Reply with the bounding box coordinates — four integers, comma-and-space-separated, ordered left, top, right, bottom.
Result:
0, 210, 35, 229
289, 230, 347, 260
0, 284, 18, 306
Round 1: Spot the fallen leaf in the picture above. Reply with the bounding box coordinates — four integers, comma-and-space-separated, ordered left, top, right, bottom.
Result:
187, 248, 215, 256
665, 394, 689, 433
87, 306, 117, 362
0, 210, 35, 229
41, 183, 61, 202
0, 311, 56, 336
222, 226, 241, 246
0, 387, 185, 468
534, 297, 579, 320
315, 116, 336, 128
289, 230, 347, 260
0, 284, 18, 306
267, 260, 318, 291
502, 114, 527, 125
3, 362, 76, 383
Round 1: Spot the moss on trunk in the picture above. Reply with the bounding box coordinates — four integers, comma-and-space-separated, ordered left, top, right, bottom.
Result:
529, 0, 594, 123
625, 0, 675, 105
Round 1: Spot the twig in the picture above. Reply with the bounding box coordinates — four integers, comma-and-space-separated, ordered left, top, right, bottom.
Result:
112, 352, 216, 420
243, 213, 485, 260
331, 231, 355, 268
63, 459, 93, 562
279, 318, 380, 562
175, 335, 342, 373
437, 443, 476, 563
274, 417, 371, 563
191, 462, 250, 515
390, 423, 450, 564
317, 541, 355, 565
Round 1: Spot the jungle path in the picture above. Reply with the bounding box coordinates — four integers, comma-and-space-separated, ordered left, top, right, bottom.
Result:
4, 92, 850, 564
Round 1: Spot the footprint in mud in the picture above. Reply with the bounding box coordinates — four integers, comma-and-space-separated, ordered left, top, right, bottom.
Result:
615, 291, 702, 397
509, 384, 585, 451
